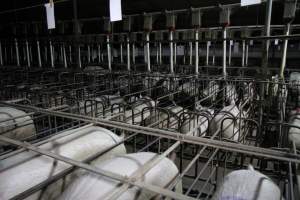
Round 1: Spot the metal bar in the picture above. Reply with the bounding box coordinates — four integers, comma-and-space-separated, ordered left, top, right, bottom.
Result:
189, 41, 193, 65
127, 35, 130, 71
132, 43, 136, 65
174, 42, 177, 65
223, 28, 227, 77
78, 45, 82, 68
242, 40, 245, 67
63, 44, 67, 68
170, 31, 174, 73
228, 40, 232, 66
1, 102, 300, 164
245, 42, 249, 66
206, 41, 210, 66
146, 32, 151, 72
120, 43, 123, 64
97, 44, 101, 63
195, 30, 199, 74
107, 35, 112, 71
49, 40, 54, 68
87, 45, 91, 63
37, 40, 42, 67
0, 41, 3, 65
279, 23, 291, 79
69, 45, 72, 63
159, 42, 162, 65
15, 38, 20, 66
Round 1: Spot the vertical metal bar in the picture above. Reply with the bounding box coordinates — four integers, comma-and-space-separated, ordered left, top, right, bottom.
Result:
132, 43, 136, 65
156, 44, 159, 64
242, 40, 245, 67
195, 30, 199, 75
170, 31, 174, 73
87, 45, 91, 63
127, 35, 131, 71
174, 43, 177, 65
78, 45, 82, 69
280, 23, 291, 79
15, 38, 20, 66
98, 44, 101, 63
25, 40, 30, 67
37, 40, 42, 67
159, 42, 162, 65
120, 44, 123, 64
223, 28, 227, 77
63, 44, 67, 68
146, 32, 151, 72
107, 35, 112, 71
206, 41, 210, 66
261, 0, 273, 74
189, 41, 193, 65
245, 42, 249, 66
0, 41, 3, 66
228, 40, 232, 66
69, 45, 72, 64
49, 40, 54, 68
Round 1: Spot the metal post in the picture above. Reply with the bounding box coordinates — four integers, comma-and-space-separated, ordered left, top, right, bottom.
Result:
69, 45, 72, 63
97, 44, 101, 63
37, 40, 42, 67
280, 23, 291, 79
223, 28, 227, 77
156, 44, 159, 64
146, 32, 151, 72
159, 42, 162, 65
195, 30, 199, 75
170, 31, 174, 73
132, 43, 135, 65
242, 40, 245, 67
206, 41, 210, 66
25, 41, 30, 67
49, 40, 54, 68
15, 38, 20, 66
78, 45, 82, 68
44, 45, 48, 63
120, 44, 123, 64
60, 45, 64, 63
0, 41, 3, 66
174, 43, 177, 65
228, 40, 232, 66
107, 35, 112, 71
245, 42, 249, 66
63, 44, 67, 68
127, 35, 131, 71
261, 0, 273, 75
189, 41, 193, 65
87, 45, 91, 63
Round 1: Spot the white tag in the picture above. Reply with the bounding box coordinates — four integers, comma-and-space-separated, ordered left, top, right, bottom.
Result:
230, 40, 233, 46
250, 40, 253, 46
241, 0, 261, 6
274, 39, 279, 45
45, 3, 56, 29
110, 0, 122, 22
207, 41, 211, 46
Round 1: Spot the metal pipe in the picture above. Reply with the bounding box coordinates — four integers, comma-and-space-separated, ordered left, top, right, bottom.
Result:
37, 40, 42, 67
127, 35, 130, 71
280, 23, 291, 79
223, 28, 227, 77
69, 45, 72, 63
120, 44, 123, 64
44, 45, 48, 63
107, 35, 112, 71
49, 40, 54, 68
156, 44, 159, 64
189, 41, 193, 65
195, 30, 199, 74
159, 42, 162, 65
97, 44, 101, 63
228, 40, 232, 66
245, 42, 249, 66
0, 41, 3, 65
146, 32, 151, 72
78, 45, 82, 68
170, 31, 174, 73
132, 43, 135, 64
206, 41, 210, 66
87, 45, 91, 63
261, 0, 273, 74
63, 44, 67, 68
242, 40, 245, 67
174, 43, 177, 65
15, 38, 20, 66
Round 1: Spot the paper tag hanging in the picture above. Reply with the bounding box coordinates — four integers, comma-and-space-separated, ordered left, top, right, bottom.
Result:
110, 0, 122, 22
45, 3, 56, 29
241, 0, 261, 7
